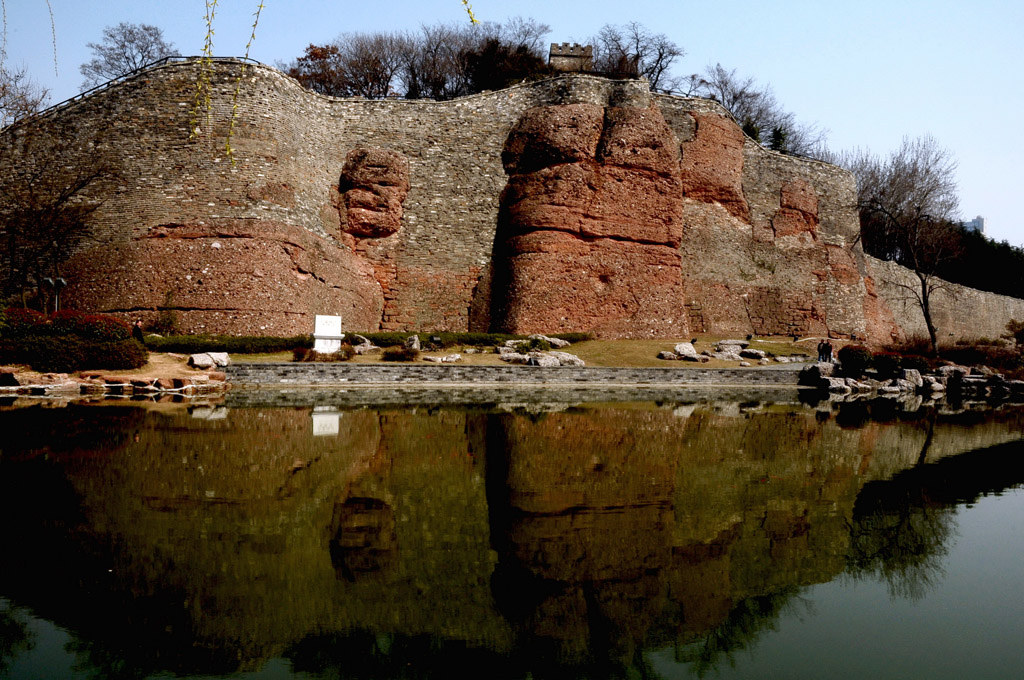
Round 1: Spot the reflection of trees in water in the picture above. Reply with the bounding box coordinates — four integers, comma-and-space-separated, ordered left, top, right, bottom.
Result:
0, 605, 35, 675
845, 492, 954, 600
0, 403, 144, 460
845, 438, 1024, 600
673, 588, 810, 677
845, 409, 951, 601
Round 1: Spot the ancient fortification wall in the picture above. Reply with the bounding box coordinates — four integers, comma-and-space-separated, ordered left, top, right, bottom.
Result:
867, 256, 1024, 342
1, 58, 1015, 341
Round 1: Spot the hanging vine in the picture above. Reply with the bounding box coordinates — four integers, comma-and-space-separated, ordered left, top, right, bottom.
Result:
1, 0, 57, 74
189, 0, 219, 140
224, 1, 265, 162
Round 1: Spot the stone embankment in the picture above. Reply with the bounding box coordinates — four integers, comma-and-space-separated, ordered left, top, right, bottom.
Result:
0, 366, 228, 398
799, 362, 1024, 400
226, 363, 803, 387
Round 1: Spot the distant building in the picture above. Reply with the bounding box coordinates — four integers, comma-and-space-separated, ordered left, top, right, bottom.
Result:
962, 215, 986, 234
549, 43, 593, 73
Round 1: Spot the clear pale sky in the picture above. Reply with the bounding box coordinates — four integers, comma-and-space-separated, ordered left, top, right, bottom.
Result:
4, 0, 1023, 246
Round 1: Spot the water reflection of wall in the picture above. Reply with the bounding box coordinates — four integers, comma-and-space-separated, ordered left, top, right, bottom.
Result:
485, 403, 1024, 671
1, 402, 1023, 675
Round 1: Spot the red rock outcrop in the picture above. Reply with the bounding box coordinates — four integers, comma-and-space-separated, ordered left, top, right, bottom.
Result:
679, 112, 750, 222
772, 179, 819, 238
494, 104, 689, 338
339, 148, 410, 238
61, 220, 383, 335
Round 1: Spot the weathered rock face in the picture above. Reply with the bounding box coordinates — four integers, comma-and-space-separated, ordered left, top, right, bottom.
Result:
61, 220, 383, 335
339, 148, 410, 238
494, 103, 688, 338
0, 61, 964, 343
771, 179, 818, 238
679, 112, 750, 222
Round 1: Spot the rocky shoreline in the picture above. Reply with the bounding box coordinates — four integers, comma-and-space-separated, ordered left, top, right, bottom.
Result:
799, 361, 1024, 401
0, 352, 231, 398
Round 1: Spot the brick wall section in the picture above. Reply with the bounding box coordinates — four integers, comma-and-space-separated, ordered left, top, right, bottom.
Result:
226, 363, 803, 387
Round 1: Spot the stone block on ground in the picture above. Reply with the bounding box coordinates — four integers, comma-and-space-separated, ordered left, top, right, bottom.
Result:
673, 342, 699, 360
188, 353, 217, 369
547, 351, 585, 367
206, 352, 231, 367
529, 334, 571, 348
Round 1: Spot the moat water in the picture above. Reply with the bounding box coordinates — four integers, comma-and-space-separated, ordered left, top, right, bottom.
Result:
1, 396, 1022, 679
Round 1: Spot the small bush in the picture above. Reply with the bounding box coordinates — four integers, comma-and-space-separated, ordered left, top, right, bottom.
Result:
837, 344, 872, 378
293, 345, 354, 362
45, 310, 131, 341
2, 308, 48, 339
1006, 319, 1024, 346
381, 346, 419, 362
549, 332, 593, 344
900, 355, 931, 373
872, 352, 901, 379
883, 336, 932, 356
81, 339, 149, 370
505, 337, 552, 354
941, 344, 1023, 371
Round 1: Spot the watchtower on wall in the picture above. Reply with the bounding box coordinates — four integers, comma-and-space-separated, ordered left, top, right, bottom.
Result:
549, 43, 593, 73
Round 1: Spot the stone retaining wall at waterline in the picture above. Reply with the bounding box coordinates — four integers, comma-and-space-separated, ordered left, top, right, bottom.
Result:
226, 363, 804, 387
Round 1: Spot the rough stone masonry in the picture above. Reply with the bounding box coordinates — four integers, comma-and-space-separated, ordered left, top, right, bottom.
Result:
3, 58, 1021, 341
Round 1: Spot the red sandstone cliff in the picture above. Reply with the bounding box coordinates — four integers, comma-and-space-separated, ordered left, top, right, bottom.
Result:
0, 61, 909, 341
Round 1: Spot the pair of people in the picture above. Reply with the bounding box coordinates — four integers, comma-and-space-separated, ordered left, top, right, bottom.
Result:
816, 339, 834, 363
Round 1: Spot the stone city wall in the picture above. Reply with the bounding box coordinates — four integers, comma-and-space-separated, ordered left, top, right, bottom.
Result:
867, 256, 1024, 342
2, 59, 1018, 342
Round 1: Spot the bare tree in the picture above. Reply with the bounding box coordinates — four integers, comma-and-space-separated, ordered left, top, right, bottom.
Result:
283, 18, 551, 101
492, 16, 551, 55
284, 44, 348, 97
689, 63, 827, 156
340, 33, 407, 98
399, 22, 475, 100
286, 34, 407, 99
0, 65, 49, 127
834, 136, 962, 353
80, 22, 179, 88
590, 22, 684, 91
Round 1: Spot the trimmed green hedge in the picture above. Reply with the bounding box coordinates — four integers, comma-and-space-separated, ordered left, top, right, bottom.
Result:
144, 334, 314, 354
0, 336, 147, 373
354, 331, 593, 349
141, 331, 592, 354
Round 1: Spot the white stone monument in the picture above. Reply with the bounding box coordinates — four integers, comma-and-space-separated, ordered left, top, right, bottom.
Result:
313, 314, 344, 354
312, 406, 341, 436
